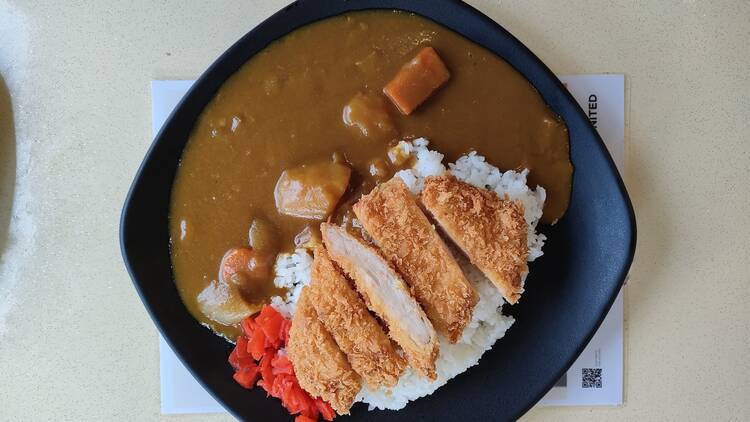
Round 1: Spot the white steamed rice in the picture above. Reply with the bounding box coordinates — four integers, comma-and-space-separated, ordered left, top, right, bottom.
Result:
270, 250, 312, 319
269, 138, 545, 410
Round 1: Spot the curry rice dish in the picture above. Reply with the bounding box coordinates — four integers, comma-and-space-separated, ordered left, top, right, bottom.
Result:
169, 10, 571, 421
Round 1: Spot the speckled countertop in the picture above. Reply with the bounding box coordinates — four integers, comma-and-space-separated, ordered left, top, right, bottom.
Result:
0, 1, 748, 420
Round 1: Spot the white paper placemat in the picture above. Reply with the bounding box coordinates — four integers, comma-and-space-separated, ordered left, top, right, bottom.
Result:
539, 74, 625, 406
151, 74, 625, 413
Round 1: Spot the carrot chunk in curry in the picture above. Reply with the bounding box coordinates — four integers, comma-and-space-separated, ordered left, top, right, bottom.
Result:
220, 247, 273, 284
383, 46, 450, 115
274, 162, 352, 220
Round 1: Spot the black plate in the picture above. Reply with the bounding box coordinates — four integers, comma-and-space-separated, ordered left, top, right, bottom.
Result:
120, 1, 636, 421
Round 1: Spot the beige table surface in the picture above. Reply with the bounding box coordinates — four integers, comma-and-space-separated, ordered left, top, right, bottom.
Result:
1, 1, 749, 421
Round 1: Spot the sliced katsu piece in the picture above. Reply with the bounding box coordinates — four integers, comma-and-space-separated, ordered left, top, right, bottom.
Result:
421, 174, 529, 304
353, 177, 478, 343
287, 288, 361, 415
320, 223, 439, 380
308, 247, 406, 389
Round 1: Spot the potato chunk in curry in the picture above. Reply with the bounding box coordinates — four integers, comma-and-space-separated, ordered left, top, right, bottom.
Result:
342, 92, 397, 141
197, 279, 253, 326
274, 162, 352, 220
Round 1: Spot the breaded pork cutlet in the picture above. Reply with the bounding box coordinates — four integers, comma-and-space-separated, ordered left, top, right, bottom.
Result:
308, 248, 406, 389
320, 223, 439, 380
287, 288, 361, 415
353, 177, 478, 343
421, 174, 529, 304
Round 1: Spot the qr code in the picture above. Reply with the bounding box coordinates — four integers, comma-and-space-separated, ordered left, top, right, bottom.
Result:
582, 368, 602, 388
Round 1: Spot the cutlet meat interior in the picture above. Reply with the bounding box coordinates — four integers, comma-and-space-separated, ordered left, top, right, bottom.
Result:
321, 223, 438, 379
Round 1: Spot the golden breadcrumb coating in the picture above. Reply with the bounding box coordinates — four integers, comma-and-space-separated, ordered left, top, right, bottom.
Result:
353, 178, 478, 343
309, 248, 406, 388
321, 223, 439, 380
421, 174, 528, 304
287, 289, 361, 415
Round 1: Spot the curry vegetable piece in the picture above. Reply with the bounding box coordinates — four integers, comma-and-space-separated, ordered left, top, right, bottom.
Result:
220, 247, 273, 284
216, 247, 276, 311
247, 217, 280, 254
274, 162, 352, 220
196, 279, 253, 326
383, 46, 450, 115
342, 92, 397, 141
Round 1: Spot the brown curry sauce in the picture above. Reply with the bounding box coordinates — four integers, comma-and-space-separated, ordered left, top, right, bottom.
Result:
170, 11, 572, 339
